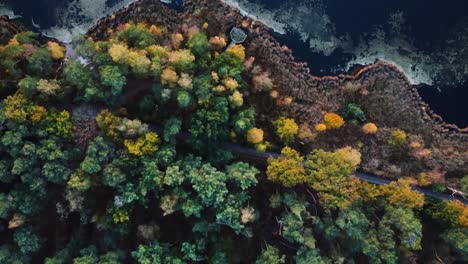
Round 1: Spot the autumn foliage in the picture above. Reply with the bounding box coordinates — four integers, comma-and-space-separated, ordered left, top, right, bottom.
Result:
362, 122, 378, 134
323, 112, 344, 129
274, 117, 299, 144
267, 147, 307, 187
246, 127, 264, 144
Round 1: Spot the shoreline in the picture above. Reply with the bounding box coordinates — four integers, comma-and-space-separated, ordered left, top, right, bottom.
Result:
1, 0, 466, 135
1, 0, 466, 180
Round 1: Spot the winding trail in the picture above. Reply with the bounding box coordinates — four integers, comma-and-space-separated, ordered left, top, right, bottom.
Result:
223, 142, 468, 205
150, 124, 467, 204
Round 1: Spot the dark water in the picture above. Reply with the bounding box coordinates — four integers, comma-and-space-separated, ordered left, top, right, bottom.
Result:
257, 0, 468, 127
2, 0, 467, 127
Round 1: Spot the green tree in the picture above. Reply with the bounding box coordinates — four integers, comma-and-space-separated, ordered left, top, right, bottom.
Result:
335, 204, 370, 243
14, 31, 40, 45
0, 42, 25, 81
0, 193, 12, 219
13, 226, 42, 254
233, 108, 256, 135
99, 65, 126, 97
381, 206, 422, 250
17, 76, 39, 97
163, 117, 182, 143
188, 163, 228, 207
0, 245, 30, 264
132, 242, 183, 264
168, 49, 195, 72
363, 227, 397, 264
342, 103, 366, 124
225, 162, 259, 190
80, 136, 113, 174
188, 32, 210, 58
103, 160, 128, 188
443, 228, 468, 260
189, 97, 229, 151
255, 245, 285, 264
212, 52, 243, 81
27, 47, 53, 76
116, 24, 155, 49
461, 175, 468, 194
177, 90, 192, 109
63, 60, 94, 94
296, 248, 328, 264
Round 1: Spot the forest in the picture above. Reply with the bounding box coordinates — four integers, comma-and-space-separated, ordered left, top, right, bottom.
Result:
0, 19, 467, 263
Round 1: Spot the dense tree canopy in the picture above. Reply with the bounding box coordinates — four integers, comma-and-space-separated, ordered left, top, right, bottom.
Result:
0, 21, 465, 264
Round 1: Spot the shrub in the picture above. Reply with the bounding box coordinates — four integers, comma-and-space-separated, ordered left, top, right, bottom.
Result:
362, 122, 378, 134
342, 103, 366, 123
274, 117, 299, 144
209, 36, 227, 49
298, 124, 316, 142
388, 129, 407, 146
252, 72, 274, 92
323, 112, 344, 129
461, 175, 468, 194
315, 123, 327, 132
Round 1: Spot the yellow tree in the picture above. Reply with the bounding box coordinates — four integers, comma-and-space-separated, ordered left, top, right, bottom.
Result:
267, 147, 307, 187
246, 127, 264, 144
274, 117, 299, 144
227, 44, 246, 61
388, 129, 407, 146
124, 132, 160, 156
305, 148, 361, 210
447, 200, 468, 227
47, 41, 65, 60
381, 178, 424, 209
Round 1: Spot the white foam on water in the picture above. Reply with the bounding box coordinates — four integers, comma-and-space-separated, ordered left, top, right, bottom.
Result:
40, 0, 137, 43
0, 3, 21, 19
221, 0, 287, 34
345, 27, 435, 85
